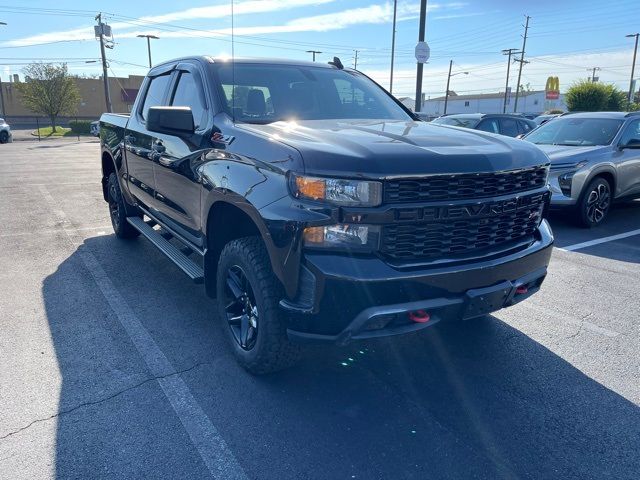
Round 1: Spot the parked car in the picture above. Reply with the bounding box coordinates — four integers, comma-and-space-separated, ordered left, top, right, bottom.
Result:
90, 120, 100, 137
523, 111, 640, 227
534, 114, 561, 126
432, 113, 537, 137
100, 56, 553, 373
0, 118, 12, 143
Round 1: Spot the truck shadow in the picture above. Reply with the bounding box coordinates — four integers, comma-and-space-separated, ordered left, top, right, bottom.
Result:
42, 234, 640, 479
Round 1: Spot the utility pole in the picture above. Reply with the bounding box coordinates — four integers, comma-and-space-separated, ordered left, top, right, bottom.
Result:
389, 0, 398, 93
513, 15, 530, 113
306, 50, 321, 62
0, 22, 6, 117
95, 13, 112, 113
626, 33, 639, 103
501, 48, 519, 113
588, 67, 600, 82
444, 60, 453, 115
137, 34, 159, 68
414, 0, 428, 112
353, 50, 359, 69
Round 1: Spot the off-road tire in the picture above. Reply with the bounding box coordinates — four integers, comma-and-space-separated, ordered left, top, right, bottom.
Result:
216, 237, 301, 374
107, 172, 140, 239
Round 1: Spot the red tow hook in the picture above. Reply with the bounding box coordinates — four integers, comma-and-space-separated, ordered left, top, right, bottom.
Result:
515, 285, 529, 295
408, 310, 431, 323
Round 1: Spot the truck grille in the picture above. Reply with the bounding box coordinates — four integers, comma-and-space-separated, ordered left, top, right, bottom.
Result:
384, 166, 548, 203
380, 199, 545, 261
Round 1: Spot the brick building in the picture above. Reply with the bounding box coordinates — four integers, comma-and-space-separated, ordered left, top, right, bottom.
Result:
0, 74, 144, 125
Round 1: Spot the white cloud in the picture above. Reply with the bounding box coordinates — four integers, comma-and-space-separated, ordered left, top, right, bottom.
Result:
1, 1, 468, 47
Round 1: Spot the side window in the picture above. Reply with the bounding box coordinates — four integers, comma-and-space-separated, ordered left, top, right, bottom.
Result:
500, 118, 519, 137
619, 119, 640, 146
141, 73, 172, 120
171, 71, 207, 129
519, 120, 533, 133
477, 119, 499, 133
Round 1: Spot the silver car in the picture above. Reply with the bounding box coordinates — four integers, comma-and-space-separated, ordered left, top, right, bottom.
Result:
0, 118, 11, 144
524, 112, 640, 227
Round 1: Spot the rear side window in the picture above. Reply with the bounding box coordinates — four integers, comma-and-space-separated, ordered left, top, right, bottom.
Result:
171, 71, 207, 129
500, 118, 519, 137
477, 119, 499, 134
141, 73, 172, 120
520, 120, 533, 133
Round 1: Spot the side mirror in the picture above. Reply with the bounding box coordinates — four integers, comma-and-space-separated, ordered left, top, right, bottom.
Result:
620, 138, 640, 149
147, 106, 195, 137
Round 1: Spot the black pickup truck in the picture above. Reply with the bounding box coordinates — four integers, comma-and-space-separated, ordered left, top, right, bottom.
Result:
100, 56, 553, 373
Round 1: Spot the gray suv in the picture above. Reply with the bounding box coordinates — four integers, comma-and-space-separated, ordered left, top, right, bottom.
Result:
524, 112, 640, 227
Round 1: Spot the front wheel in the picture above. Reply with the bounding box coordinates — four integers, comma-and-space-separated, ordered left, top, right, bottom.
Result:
0, 131, 8, 144
216, 237, 300, 374
576, 177, 612, 228
107, 172, 140, 239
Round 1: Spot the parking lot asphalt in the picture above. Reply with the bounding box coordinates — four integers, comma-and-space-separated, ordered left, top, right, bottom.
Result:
0, 140, 639, 480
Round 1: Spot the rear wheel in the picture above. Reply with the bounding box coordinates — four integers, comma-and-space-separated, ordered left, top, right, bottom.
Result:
0, 131, 8, 144
577, 177, 612, 228
216, 237, 300, 374
107, 172, 140, 239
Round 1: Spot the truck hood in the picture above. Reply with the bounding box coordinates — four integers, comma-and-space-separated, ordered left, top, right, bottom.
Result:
238, 119, 549, 178
532, 144, 609, 166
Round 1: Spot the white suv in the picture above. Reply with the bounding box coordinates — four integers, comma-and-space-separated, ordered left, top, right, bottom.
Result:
0, 118, 12, 143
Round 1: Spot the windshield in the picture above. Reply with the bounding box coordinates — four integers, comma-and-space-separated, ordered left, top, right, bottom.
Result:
525, 117, 623, 146
214, 64, 411, 124
431, 116, 480, 128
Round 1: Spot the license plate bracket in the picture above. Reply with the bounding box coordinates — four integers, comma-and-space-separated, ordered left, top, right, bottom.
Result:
462, 281, 512, 320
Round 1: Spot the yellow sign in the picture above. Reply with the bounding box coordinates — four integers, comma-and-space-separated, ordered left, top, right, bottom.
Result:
545, 76, 560, 100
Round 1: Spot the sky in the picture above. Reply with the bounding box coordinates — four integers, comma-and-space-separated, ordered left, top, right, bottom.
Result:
0, 0, 639, 100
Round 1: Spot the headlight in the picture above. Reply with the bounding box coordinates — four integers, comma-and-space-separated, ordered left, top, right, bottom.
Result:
290, 174, 382, 207
304, 224, 380, 251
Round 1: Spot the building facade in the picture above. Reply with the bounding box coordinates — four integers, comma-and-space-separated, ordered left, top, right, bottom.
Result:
0, 74, 144, 124
422, 90, 567, 116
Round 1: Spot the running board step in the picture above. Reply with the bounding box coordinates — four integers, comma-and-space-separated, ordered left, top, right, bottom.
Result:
127, 216, 204, 283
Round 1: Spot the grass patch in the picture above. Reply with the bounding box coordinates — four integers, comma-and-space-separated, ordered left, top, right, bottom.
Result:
30, 126, 90, 137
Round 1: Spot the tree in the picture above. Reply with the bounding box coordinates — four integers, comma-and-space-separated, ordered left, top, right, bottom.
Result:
565, 80, 626, 112
16, 63, 80, 132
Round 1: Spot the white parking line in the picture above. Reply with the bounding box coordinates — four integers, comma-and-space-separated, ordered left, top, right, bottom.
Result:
37, 185, 248, 480
557, 228, 640, 252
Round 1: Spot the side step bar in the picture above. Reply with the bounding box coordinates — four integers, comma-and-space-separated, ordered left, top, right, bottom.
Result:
127, 216, 204, 283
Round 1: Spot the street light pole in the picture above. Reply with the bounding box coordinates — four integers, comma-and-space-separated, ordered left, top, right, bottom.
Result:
306, 50, 322, 62
513, 15, 530, 113
414, 0, 428, 113
389, 0, 398, 94
502, 48, 519, 113
588, 67, 600, 82
443, 61, 468, 115
137, 34, 159, 68
626, 33, 639, 103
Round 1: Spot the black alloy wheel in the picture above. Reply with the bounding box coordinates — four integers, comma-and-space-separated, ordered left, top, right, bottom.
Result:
223, 265, 259, 350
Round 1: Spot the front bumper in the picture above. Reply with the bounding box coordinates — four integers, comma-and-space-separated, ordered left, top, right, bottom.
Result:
284, 220, 553, 344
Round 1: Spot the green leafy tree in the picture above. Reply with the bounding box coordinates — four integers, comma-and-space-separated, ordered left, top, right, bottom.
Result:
16, 63, 80, 132
565, 80, 627, 112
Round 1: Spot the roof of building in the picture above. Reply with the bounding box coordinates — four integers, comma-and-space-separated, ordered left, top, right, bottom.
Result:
428, 90, 546, 102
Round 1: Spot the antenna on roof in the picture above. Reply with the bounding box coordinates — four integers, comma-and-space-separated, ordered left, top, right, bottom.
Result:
329, 57, 344, 70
